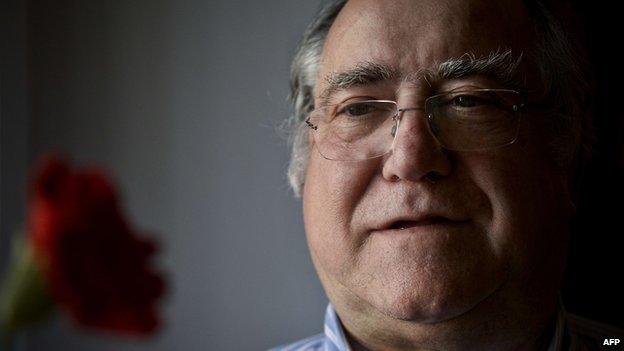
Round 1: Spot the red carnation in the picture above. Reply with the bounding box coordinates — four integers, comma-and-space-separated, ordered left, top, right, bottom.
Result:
25, 155, 165, 335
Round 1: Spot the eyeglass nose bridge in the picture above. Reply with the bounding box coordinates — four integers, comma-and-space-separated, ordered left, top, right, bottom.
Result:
393, 106, 429, 121
390, 105, 438, 145
392, 106, 432, 127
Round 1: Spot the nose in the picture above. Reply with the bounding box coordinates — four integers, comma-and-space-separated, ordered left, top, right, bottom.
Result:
382, 108, 452, 183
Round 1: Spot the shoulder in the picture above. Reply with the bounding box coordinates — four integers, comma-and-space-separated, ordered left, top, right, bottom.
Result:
565, 313, 624, 350
268, 333, 327, 351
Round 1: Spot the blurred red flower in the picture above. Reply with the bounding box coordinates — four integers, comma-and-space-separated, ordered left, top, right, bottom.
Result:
26, 156, 165, 335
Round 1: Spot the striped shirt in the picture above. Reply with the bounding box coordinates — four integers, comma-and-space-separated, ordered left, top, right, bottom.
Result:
270, 300, 623, 350
269, 304, 350, 351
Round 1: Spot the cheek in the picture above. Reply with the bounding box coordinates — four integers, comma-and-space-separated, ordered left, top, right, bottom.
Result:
471, 160, 526, 264
465, 143, 570, 274
302, 151, 379, 276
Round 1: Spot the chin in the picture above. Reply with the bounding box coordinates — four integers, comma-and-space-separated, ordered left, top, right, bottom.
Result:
357, 274, 502, 324
375, 293, 470, 323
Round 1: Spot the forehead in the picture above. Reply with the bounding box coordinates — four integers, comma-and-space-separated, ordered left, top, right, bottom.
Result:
318, 0, 534, 92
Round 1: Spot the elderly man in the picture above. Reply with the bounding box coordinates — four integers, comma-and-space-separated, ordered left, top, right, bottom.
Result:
273, 0, 621, 350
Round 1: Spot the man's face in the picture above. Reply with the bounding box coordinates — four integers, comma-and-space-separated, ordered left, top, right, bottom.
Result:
303, 0, 573, 323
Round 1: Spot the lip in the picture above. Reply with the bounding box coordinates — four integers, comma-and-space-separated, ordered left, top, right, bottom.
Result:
374, 215, 470, 232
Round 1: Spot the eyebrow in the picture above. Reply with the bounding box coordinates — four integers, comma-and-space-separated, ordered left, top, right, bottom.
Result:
319, 62, 399, 107
318, 49, 524, 107
434, 49, 524, 90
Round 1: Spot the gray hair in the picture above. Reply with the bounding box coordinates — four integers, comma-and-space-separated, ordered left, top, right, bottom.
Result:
284, 0, 593, 197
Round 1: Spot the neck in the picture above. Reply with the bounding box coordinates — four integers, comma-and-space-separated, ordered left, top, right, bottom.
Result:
344, 313, 558, 351
331, 279, 560, 351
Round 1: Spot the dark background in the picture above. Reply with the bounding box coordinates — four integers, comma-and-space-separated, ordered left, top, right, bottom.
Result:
561, 0, 624, 327
1, 0, 622, 350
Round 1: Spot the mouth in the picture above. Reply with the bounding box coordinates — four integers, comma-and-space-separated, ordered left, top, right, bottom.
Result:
388, 217, 454, 230
377, 215, 470, 233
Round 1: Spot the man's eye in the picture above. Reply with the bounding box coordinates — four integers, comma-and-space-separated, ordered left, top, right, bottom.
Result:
452, 95, 482, 108
343, 103, 375, 117
449, 92, 503, 109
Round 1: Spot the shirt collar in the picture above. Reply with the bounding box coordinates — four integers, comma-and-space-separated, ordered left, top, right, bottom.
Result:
548, 295, 567, 351
323, 304, 352, 351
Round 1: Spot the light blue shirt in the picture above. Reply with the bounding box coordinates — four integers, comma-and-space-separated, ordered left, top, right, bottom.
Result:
269, 304, 350, 351
269, 299, 622, 351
